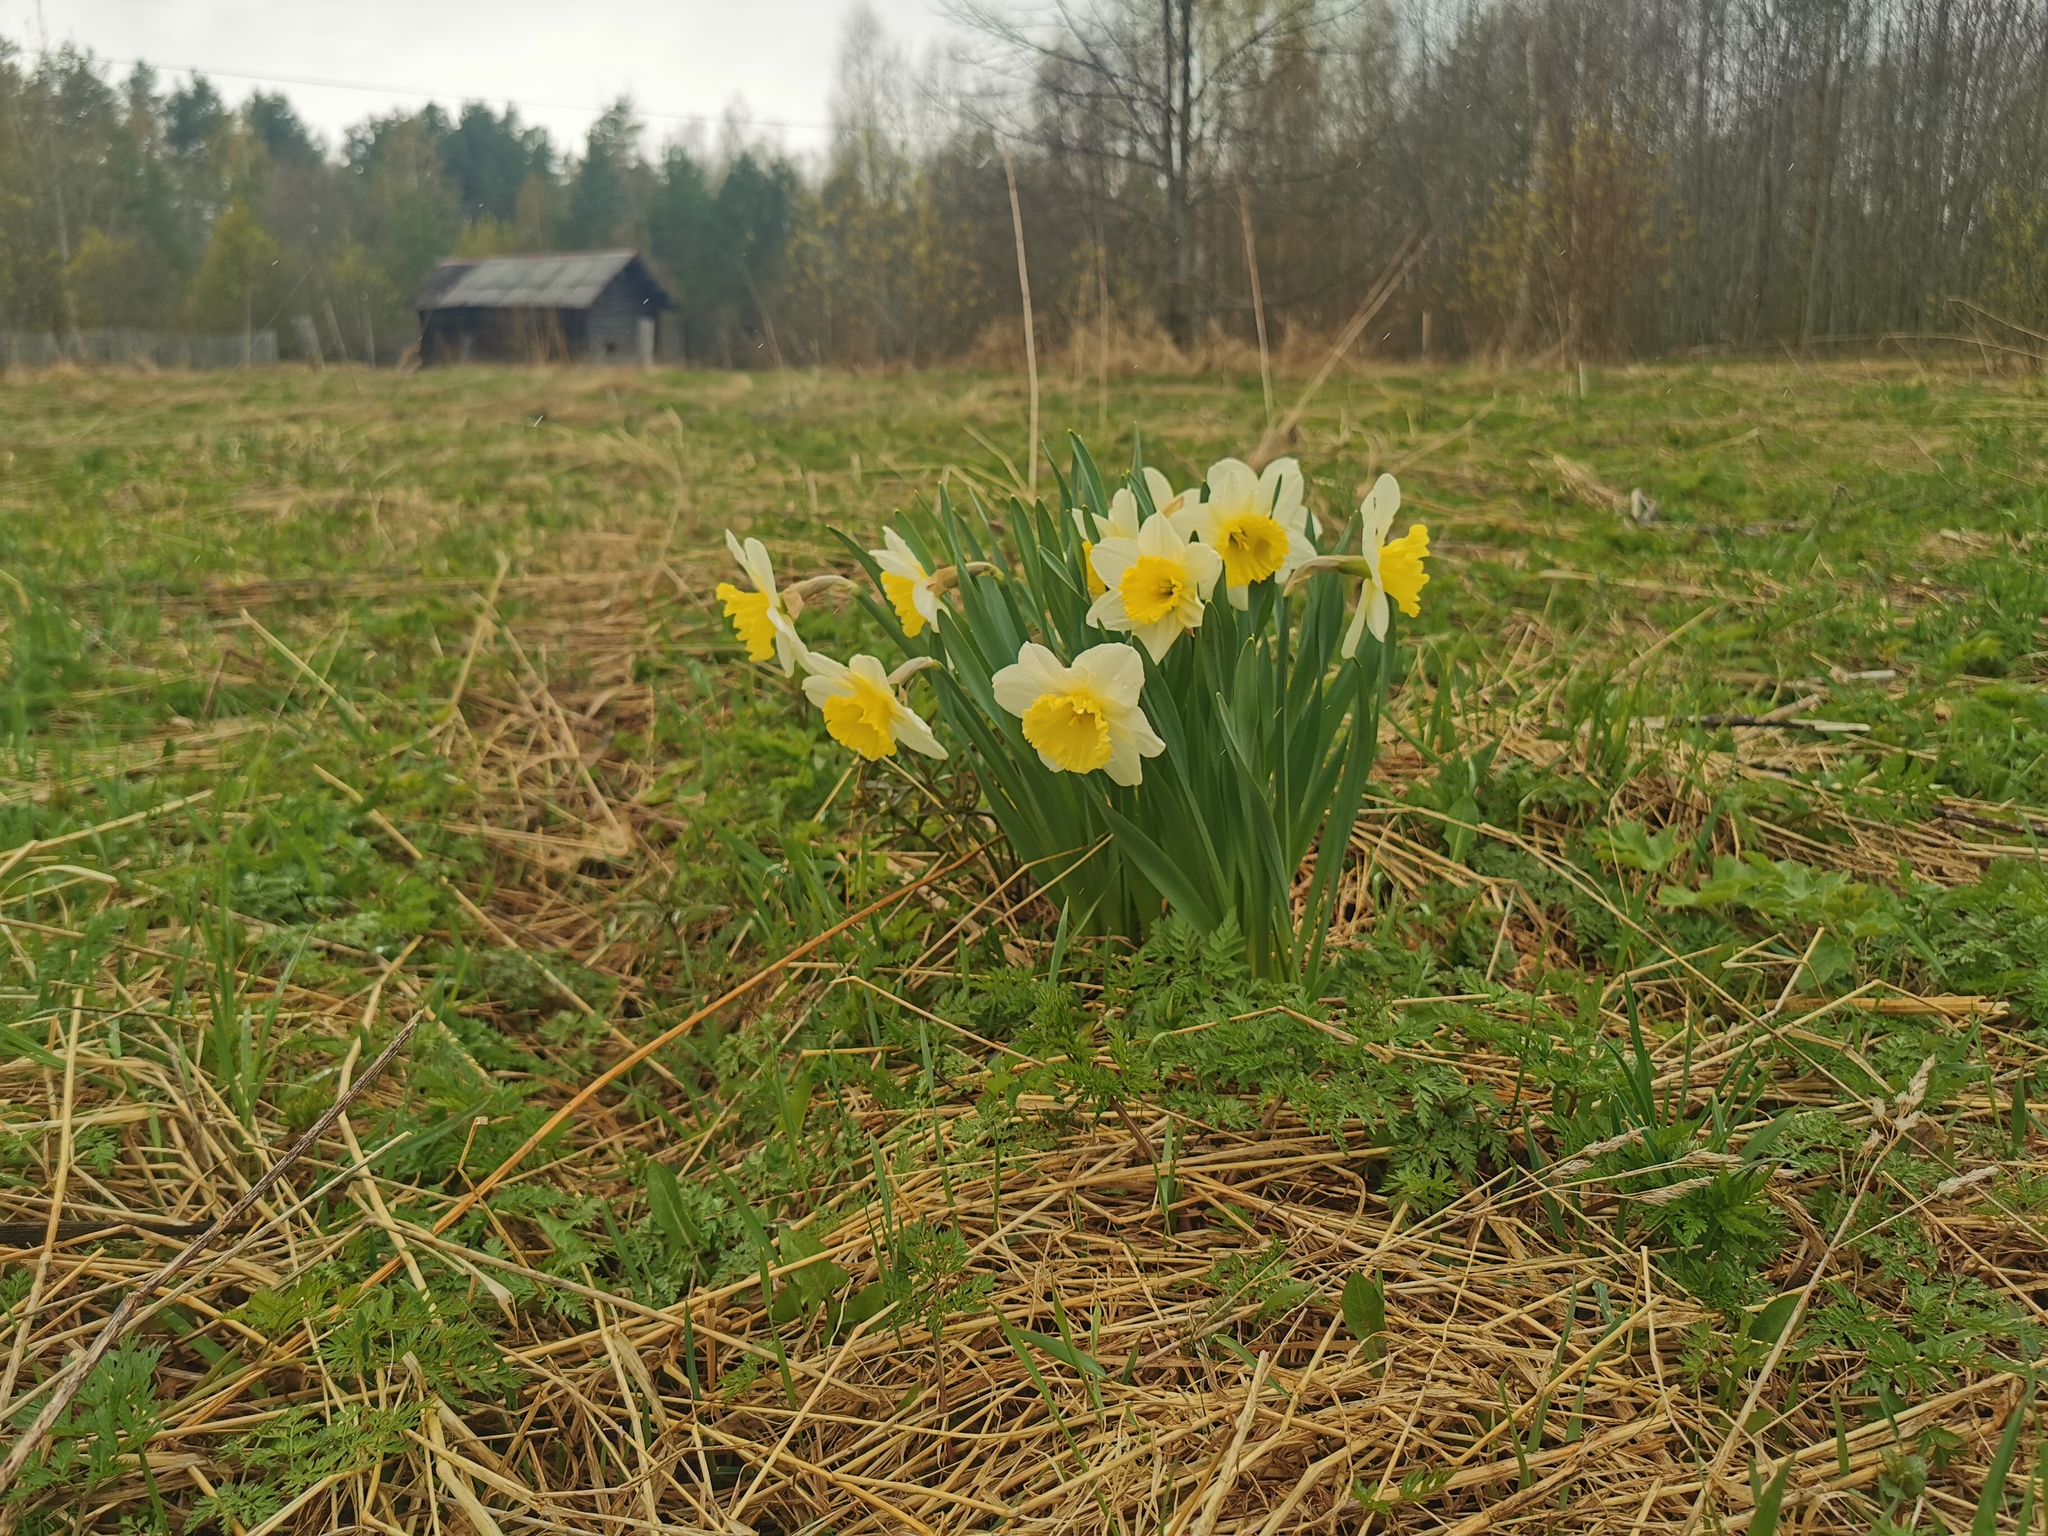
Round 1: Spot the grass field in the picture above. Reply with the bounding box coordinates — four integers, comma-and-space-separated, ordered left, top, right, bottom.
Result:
3, 357, 2048, 1535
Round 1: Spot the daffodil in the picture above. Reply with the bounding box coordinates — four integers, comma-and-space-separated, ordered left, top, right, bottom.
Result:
991, 642, 1164, 786
1085, 510, 1222, 661
870, 527, 944, 637
1283, 474, 1431, 657
716, 531, 803, 675
800, 651, 946, 761
1082, 541, 1108, 597
1076, 470, 1194, 597
1173, 456, 1316, 608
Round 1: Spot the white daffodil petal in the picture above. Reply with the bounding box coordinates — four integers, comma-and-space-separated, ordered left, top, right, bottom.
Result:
1368, 585, 1391, 642
725, 530, 761, 590
872, 527, 925, 580
1086, 588, 1128, 629
1205, 457, 1258, 517
1361, 474, 1401, 548
992, 642, 1070, 715
891, 702, 946, 759
1101, 489, 1144, 541
872, 549, 922, 580
1102, 701, 1165, 786
1145, 468, 1197, 520
1132, 618, 1180, 662
773, 629, 804, 677
801, 649, 849, 683
741, 536, 779, 595
1070, 642, 1146, 709
1133, 513, 1182, 559
1341, 595, 1371, 659
1103, 736, 1145, 786
1281, 526, 1318, 579
1260, 458, 1304, 525
1090, 536, 1140, 588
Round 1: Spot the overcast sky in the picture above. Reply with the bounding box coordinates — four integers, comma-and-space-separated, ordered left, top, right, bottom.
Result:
3, 0, 951, 155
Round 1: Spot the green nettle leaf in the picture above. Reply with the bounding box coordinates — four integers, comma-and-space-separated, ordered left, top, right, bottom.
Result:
838, 1283, 892, 1333
1659, 853, 1899, 936
774, 1224, 851, 1318
1746, 1291, 1801, 1349
1804, 930, 1856, 985
819, 435, 1410, 981
1343, 1271, 1387, 1352
1595, 819, 1683, 873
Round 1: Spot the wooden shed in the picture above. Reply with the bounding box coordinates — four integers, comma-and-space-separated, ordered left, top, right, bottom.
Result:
414, 251, 674, 365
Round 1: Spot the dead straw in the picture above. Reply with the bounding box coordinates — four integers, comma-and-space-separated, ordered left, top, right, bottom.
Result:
0, 1008, 428, 1494
1239, 185, 1275, 432
1004, 149, 1041, 495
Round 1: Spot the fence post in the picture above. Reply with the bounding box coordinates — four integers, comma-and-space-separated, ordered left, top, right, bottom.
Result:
293, 315, 324, 368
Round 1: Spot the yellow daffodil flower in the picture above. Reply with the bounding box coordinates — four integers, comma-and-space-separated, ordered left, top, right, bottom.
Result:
1283, 474, 1431, 657
1075, 470, 1194, 597
1173, 456, 1316, 609
870, 527, 944, 637
991, 641, 1164, 786
1085, 509, 1222, 661
800, 651, 946, 761
1348, 472, 1429, 655
716, 530, 803, 675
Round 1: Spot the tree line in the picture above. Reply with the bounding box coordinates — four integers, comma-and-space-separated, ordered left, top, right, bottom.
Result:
3, 0, 2046, 368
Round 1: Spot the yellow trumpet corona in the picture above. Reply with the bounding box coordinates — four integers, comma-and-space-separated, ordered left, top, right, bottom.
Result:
1174, 456, 1316, 608
716, 530, 803, 675
870, 527, 944, 637
800, 651, 946, 761
1286, 475, 1431, 657
1084, 510, 1222, 661
1075, 470, 1195, 599
991, 642, 1164, 786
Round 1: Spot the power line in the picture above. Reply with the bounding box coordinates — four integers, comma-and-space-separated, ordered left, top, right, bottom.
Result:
89, 53, 835, 135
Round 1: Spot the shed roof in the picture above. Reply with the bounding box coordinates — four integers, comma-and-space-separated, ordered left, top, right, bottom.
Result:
416, 251, 672, 311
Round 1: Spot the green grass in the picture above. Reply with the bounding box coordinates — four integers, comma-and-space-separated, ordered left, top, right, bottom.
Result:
3, 357, 2047, 1533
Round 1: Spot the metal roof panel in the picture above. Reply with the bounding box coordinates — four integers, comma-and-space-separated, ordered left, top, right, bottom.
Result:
418, 251, 650, 310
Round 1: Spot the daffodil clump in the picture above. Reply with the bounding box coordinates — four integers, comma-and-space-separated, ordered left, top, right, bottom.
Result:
717, 437, 1431, 979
